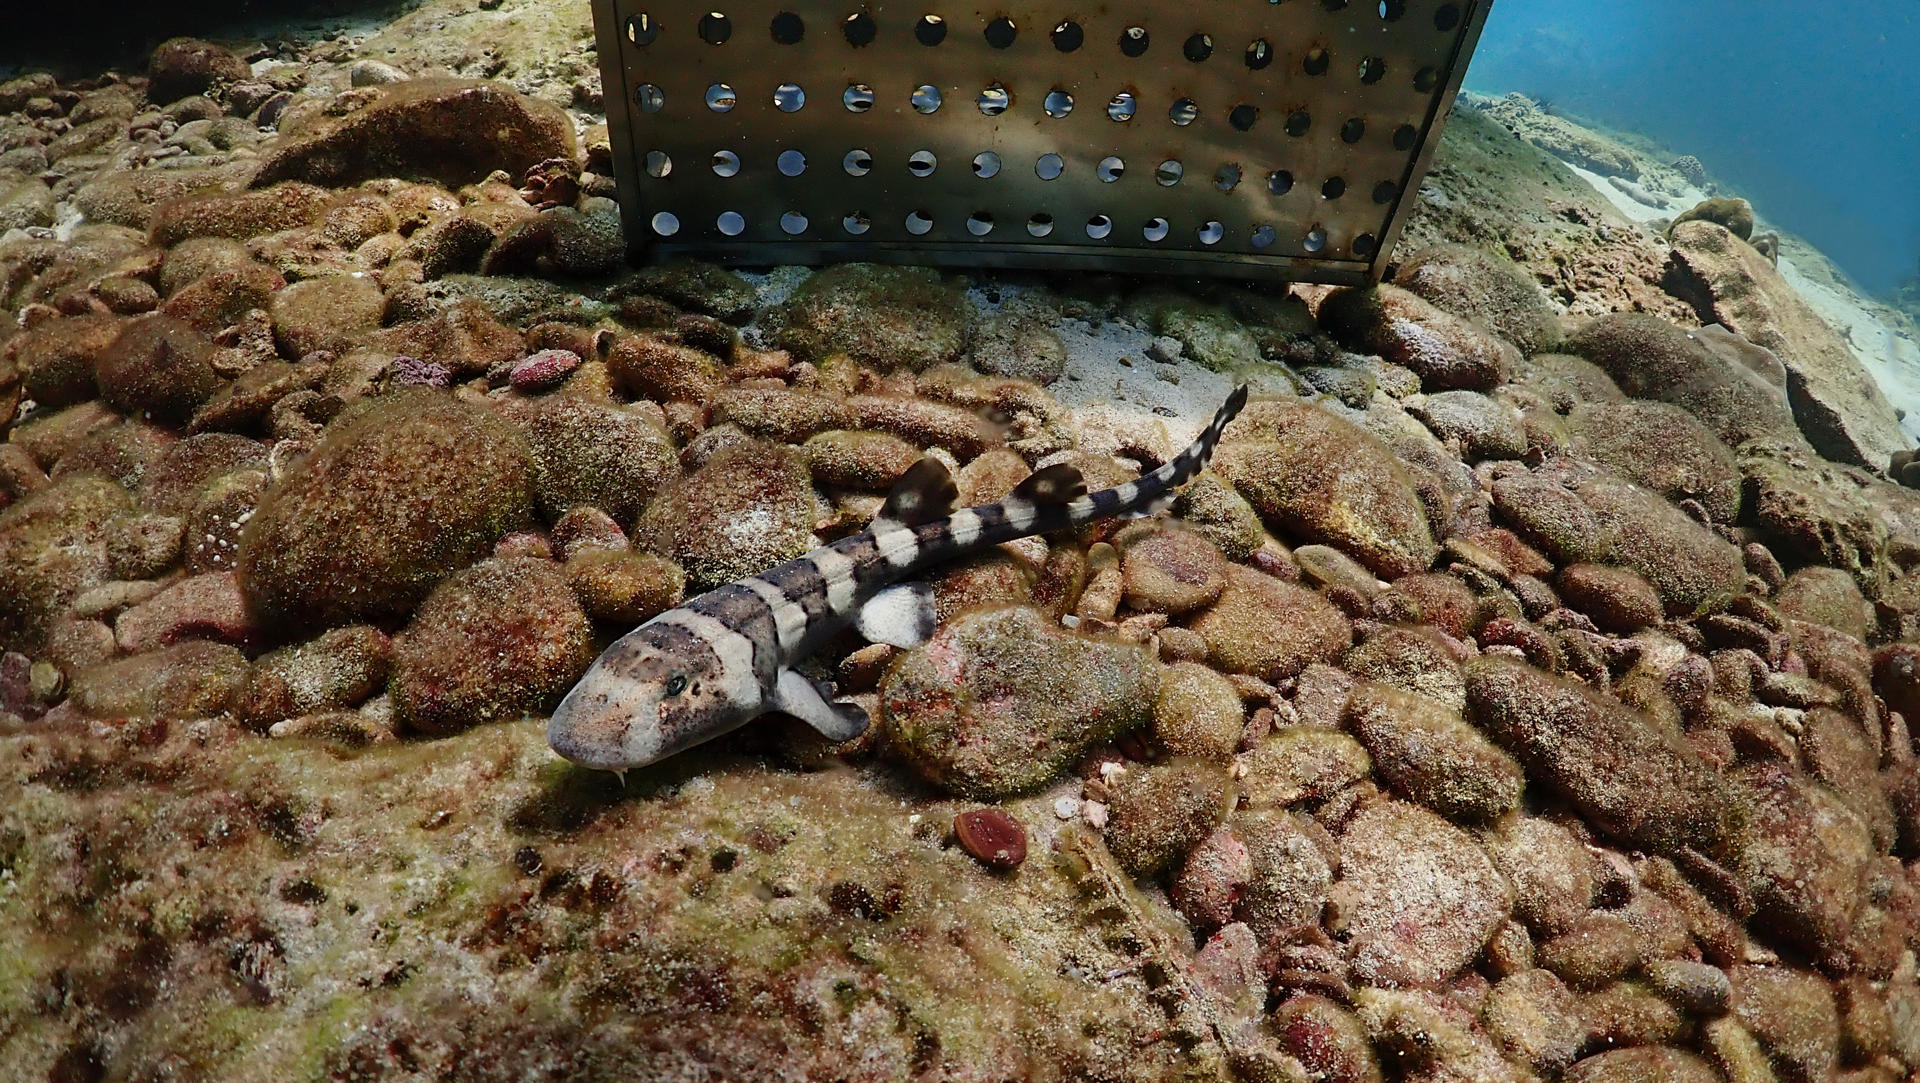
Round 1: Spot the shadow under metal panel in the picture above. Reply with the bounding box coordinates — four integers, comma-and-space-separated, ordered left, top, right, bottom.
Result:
591, 0, 1491, 284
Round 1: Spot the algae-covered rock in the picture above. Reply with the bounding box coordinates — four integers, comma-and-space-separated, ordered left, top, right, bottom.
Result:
1102, 758, 1237, 879
1334, 800, 1514, 987
1343, 681, 1523, 823
391, 557, 594, 735
237, 389, 535, 630
1187, 564, 1350, 683
520, 396, 678, 525
1566, 399, 1742, 522
1318, 284, 1517, 391
564, 548, 685, 626
1154, 300, 1264, 373
70, 640, 248, 718
252, 79, 578, 189
632, 440, 821, 593
1396, 243, 1563, 356
774, 263, 972, 371
1116, 522, 1227, 615
882, 606, 1157, 797
97, 313, 228, 425
0, 472, 131, 652
1150, 661, 1244, 762
1566, 313, 1802, 452
1726, 763, 1875, 973
14, 313, 124, 409
1214, 400, 1438, 579
1465, 658, 1740, 855
241, 624, 392, 730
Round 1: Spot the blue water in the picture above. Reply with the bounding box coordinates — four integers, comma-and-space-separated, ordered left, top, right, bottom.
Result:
1466, 1, 1920, 299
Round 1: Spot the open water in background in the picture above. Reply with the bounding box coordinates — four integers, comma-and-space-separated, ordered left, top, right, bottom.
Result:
1467, 0, 1920, 301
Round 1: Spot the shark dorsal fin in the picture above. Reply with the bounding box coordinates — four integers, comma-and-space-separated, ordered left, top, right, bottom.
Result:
1012, 463, 1087, 505
878, 458, 959, 528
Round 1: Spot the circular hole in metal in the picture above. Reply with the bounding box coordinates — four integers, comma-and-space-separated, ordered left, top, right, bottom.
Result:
780, 212, 808, 235
1229, 105, 1258, 131
1183, 33, 1213, 62
1169, 98, 1199, 126
968, 212, 994, 236
1372, 180, 1398, 204
712, 149, 741, 176
717, 210, 745, 236
1340, 117, 1365, 143
915, 14, 946, 45
1143, 217, 1170, 242
778, 149, 807, 176
978, 84, 1010, 115
908, 150, 938, 177
1198, 221, 1224, 245
1035, 153, 1064, 180
1435, 3, 1461, 31
844, 149, 872, 175
1251, 224, 1276, 248
1303, 48, 1330, 76
1304, 226, 1327, 252
626, 13, 659, 45
1267, 169, 1294, 194
698, 12, 733, 44
843, 11, 877, 45
844, 84, 874, 111
645, 150, 672, 177
1028, 213, 1054, 237
773, 83, 805, 112
1052, 20, 1083, 51
905, 209, 934, 235
1285, 109, 1311, 136
1353, 232, 1377, 256
1155, 159, 1183, 186
1086, 215, 1114, 239
843, 211, 871, 234
1378, 0, 1405, 20
1108, 92, 1137, 122
635, 84, 665, 112
1119, 26, 1149, 57
1097, 156, 1125, 182
912, 85, 943, 113
705, 83, 737, 111
1414, 66, 1439, 92
1043, 89, 1073, 118
1322, 176, 1347, 199
1359, 56, 1386, 84
972, 151, 1002, 178
1245, 39, 1272, 69
984, 16, 1017, 48
1214, 164, 1241, 191
771, 11, 804, 43
650, 211, 679, 235
1392, 124, 1418, 150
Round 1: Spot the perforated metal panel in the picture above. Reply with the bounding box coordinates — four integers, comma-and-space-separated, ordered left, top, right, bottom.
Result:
591, 0, 1491, 283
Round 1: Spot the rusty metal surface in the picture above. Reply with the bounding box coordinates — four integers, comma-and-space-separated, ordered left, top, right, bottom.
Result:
592, 0, 1490, 283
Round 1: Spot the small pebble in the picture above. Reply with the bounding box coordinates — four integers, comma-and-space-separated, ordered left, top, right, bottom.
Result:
509, 348, 583, 392
954, 808, 1027, 869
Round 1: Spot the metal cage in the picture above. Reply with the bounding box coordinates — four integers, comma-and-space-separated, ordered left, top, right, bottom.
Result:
591, 0, 1491, 284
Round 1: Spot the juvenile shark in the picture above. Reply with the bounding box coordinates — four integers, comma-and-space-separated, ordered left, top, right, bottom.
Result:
547, 385, 1250, 776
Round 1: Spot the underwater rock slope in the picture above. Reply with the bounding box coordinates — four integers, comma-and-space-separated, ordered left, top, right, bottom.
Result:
3, 11, 1920, 1081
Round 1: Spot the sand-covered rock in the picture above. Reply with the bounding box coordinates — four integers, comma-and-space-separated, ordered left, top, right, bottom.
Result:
241, 623, 392, 730
882, 606, 1157, 797
237, 390, 535, 630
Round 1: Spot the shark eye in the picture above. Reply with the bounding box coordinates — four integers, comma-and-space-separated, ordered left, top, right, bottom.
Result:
664, 674, 688, 697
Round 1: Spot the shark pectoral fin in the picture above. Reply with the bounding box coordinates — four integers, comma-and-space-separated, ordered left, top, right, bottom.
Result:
1013, 462, 1087, 504
855, 581, 937, 649
774, 668, 870, 742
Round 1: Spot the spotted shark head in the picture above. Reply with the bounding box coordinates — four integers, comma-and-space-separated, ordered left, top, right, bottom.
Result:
546, 617, 760, 774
